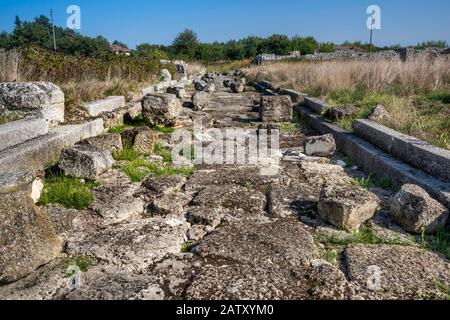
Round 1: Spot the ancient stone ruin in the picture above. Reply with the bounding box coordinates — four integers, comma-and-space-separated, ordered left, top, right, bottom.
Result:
0, 70, 449, 300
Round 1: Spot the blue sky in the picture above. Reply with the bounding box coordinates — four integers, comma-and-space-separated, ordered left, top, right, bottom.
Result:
1, 0, 449, 49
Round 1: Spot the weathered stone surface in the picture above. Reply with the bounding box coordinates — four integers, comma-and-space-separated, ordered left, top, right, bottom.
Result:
354, 119, 450, 182
0, 171, 44, 203
203, 83, 215, 93
304, 134, 336, 157
318, 182, 380, 231
307, 260, 352, 300
142, 93, 182, 127
191, 185, 266, 217
150, 192, 192, 216
303, 97, 331, 114
194, 80, 207, 91
166, 86, 187, 99
260, 95, 293, 122
91, 170, 144, 224
390, 184, 449, 234
195, 219, 315, 267
345, 244, 450, 299
192, 91, 210, 111
368, 104, 390, 123
59, 145, 114, 180
66, 217, 188, 273
81, 96, 125, 117
141, 175, 187, 196
0, 82, 65, 125
186, 207, 223, 228
77, 133, 123, 153
0, 118, 105, 174
121, 127, 157, 154
160, 69, 172, 82
0, 192, 61, 284
230, 81, 245, 93
0, 118, 48, 151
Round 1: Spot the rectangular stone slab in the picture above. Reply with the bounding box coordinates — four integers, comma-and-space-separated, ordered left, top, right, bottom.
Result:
0, 118, 48, 151
354, 119, 450, 182
81, 96, 125, 117
0, 119, 104, 174
303, 97, 331, 114
297, 106, 450, 210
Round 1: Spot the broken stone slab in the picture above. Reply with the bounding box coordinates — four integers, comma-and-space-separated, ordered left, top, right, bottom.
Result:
194, 80, 207, 91
81, 96, 126, 117
303, 97, 331, 115
304, 134, 337, 157
142, 93, 182, 127
203, 83, 215, 93
154, 81, 171, 92
66, 217, 189, 273
77, 133, 123, 153
230, 82, 245, 93
0, 82, 64, 125
345, 244, 450, 299
0, 191, 62, 284
354, 119, 450, 182
0, 119, 104, 174
59, 145, 114, 180
141, 175, 187, 197
101, 101, 141, 129
260, 95, 293, 122
166, 86, 187, 99
186, 207, 223, 228
0, 118, 48, 151
91, 170, 144, 224
0, 171, 44, 203
318, 182, 380, 232
141, 86, 155, 97
368, 104, 390, 123
192, 91, 210, 111
121, 127, 157, 154
149, 192, 192, 216
278, 88, 307, 103
390, 184, 449, 234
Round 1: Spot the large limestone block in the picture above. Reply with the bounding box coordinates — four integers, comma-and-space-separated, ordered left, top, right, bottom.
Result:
0, 171, 44, 203
0, 191, 61, 284
390, 184, 449, 234
260, 95, 293, 122
304, 134, 337, 157
318, 182, 380, 232
142, 93, 182, 127
0, 82, 64, 125
59, 145, 114, 180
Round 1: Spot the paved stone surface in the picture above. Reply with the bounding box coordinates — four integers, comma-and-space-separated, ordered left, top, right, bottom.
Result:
2, 74, 450, 300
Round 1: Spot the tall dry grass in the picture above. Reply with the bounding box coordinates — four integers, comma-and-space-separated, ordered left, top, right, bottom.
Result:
245, 56, 450, 97
186, 62, 206, 77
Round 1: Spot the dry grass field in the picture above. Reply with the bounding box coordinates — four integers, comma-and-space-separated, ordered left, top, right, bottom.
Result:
246, 56, 450, 149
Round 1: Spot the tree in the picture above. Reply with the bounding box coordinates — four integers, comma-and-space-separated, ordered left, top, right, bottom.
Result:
291, 36, 318, 55
0, 32, 10, 48
265, 34, 291, 55
318, 42, 336, 53
136, 43, 169, 60
112, 40, 128, 49
172, 29, 199, 59
416, 41, 448, 49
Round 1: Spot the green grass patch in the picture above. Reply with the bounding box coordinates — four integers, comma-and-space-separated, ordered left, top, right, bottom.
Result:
435, 281, 450, 300
351, 173, 394, 191
321, 248, 339, 264
113, 145, 141, 162
107, 114, 149, 134
107, 124, 132, 134
154, 143, 172, 163
154, 126, 176, 134
123, 159, 193, 182
181, 242, 195, 253
280, 110, 309, 133
421, 227, 450, 259
417, 89, 450, 105
316, 226, 412, 247
37, 174, 97, 210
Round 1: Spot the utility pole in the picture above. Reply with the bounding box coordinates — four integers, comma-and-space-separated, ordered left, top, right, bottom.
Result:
50, 9, 57, 51
369, 15, 375, 52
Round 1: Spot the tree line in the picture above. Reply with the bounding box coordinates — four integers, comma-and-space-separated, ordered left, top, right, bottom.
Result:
0, 16, 447, 62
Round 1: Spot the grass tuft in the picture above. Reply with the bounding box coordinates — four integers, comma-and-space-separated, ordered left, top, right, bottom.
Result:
37, 174, 97, 210
351, 173, 394, 191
